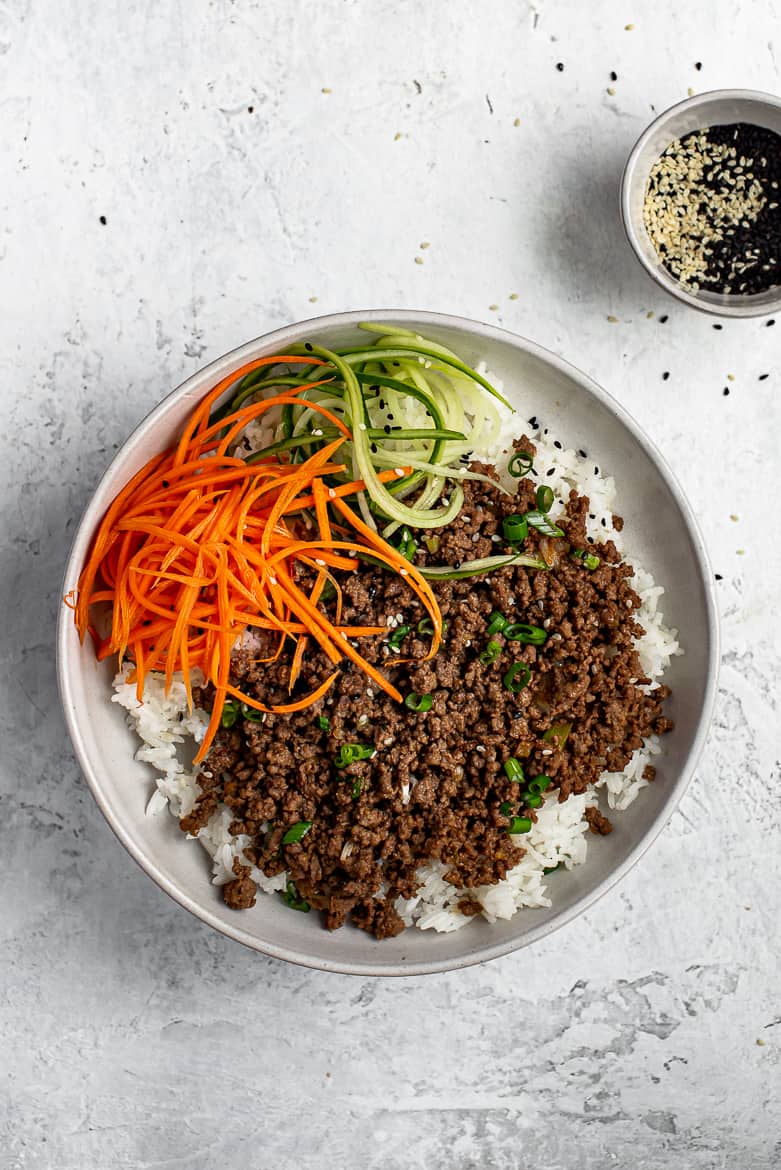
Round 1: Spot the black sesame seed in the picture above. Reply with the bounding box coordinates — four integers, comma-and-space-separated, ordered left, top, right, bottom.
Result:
695, 61, 702, 71
556, 62, 564, 71
379, 398, 385, 408
594, 466, 599, 474
645, 123, 781, 296
162, 479, 169, 487
723, 387, 730, 396
715, 573, 723, 580
370, 443, 378, 453
387, 413, 395, 420
304, 342, 313, 352
579, 449, 588, 458
759, 373, 769, 380
713, 323, 723, 330
383, 424, 391, 434
767, 319, 776, 326
453, 560, 462, 570
610, 70, 618, 81
659, 315, 669, 323
547, 467, 555, 476
601, 517, 607, 527
553, 440, 562, 449
99, 214, 107, 225
662, 371, 670, 380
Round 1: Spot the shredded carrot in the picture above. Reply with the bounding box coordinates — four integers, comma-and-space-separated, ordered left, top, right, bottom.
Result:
71, 354, 440, 762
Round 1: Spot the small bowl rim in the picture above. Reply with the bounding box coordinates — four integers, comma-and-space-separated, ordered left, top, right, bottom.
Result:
620, 87, 781, 318
57, 308, 721, 976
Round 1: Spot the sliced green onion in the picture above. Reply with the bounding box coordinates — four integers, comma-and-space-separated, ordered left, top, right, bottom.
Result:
351, 779, 363, 799
571, 549, 600, 570
542, 722, 571, 748
282, 821, 312, 845
479, 640, 502, 665
503, 662, 532, 692
486, 610, 508, 635
220, 699, 240, 728
241, 703, 266, 723
317, 715, 330, 731
425, 535, 440, 554
405, 692, 432, 712
508, 451, 533, 477
388, 624, 411, 649
503, 622, 547, 646
396, 526, 416, 561
543, 863, 562, 875
525, 793, 543, 809
507, 816, 532, 835
282, 880, 310, 912
499, 801, 514, 815
502, 514, 528, 544
524, 511, 565, 538
334, 743, 375, 768
503, 757, 525, 783
528, 774, 553, 795
535, 484, 554, 513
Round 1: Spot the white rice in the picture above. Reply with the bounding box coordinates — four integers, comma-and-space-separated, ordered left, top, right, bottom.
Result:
111, 382, 681, 933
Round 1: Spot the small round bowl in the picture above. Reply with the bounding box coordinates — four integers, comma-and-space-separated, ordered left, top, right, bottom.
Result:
621, 88, 781, 317
57, 310, 719, 976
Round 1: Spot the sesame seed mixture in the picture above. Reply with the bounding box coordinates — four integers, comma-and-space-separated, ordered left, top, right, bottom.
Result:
644, 122, 781, 295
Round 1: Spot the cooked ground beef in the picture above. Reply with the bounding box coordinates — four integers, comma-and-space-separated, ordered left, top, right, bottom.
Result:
184, 454, 672, 938
584, 807, 613, 836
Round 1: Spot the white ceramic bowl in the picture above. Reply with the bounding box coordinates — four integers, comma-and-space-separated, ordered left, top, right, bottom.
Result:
621, 88, 781, 317
57, 310, 719, 976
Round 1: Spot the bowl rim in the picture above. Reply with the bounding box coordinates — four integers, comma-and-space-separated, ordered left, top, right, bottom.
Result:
57, 308, 721, 976
620, 87, 781, 318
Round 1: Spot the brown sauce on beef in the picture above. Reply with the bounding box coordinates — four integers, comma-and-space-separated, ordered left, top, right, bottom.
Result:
185, 457, 672, 938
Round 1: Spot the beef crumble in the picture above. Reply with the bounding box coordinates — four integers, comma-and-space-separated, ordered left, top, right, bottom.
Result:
184, 457, 673, 938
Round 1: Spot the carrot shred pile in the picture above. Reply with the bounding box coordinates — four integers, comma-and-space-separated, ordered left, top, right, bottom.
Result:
69, 355, 443, 762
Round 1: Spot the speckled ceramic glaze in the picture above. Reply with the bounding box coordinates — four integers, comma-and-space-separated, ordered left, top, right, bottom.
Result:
57, 311, 719, 976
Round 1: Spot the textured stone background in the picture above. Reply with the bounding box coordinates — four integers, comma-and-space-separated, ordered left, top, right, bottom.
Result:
1, 1, 780, 1167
